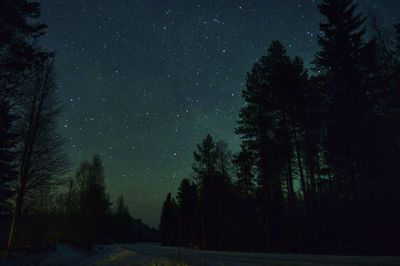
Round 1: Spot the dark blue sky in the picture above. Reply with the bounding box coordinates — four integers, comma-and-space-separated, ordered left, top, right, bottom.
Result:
38, 0, 399, 227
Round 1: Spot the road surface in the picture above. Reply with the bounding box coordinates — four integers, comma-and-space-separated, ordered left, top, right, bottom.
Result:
2, 243, 400, 265
126, 242, 400, 266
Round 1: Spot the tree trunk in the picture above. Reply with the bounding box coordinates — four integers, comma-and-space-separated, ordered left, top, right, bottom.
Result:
286, 155, 296, 251
200, 187, 207, 249
6, 69, 40, 257
283, 111, 296, 251
292, 123, 308, 211
308, 156, 317, 208
5, 186, 24, 258
66, 179, 73, 215
262, 180, 272, 250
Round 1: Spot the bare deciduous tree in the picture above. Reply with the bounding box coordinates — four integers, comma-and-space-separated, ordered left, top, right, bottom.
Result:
6, 57, 68, 256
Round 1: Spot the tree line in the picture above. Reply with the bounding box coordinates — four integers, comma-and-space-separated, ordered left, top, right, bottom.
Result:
55, 155, 157, 250
159, 0, 400, 256
0, 0, 156, 256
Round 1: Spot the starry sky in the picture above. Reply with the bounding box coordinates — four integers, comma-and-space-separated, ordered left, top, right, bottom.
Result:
38, 0, 399, 227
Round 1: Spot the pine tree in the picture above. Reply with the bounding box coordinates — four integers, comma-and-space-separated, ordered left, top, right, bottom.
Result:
192, 135, 217, 183
233, 146, 255, 199
215, 141, 231, 180
232, 145, 259, 250
236, 41, 309, 251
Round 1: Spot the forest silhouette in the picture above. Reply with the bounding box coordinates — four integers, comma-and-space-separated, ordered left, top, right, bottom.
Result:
158, 0, 400, 256
1, 0, 400, 258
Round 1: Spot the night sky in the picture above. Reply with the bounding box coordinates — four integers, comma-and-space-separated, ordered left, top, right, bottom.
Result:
38, 0, 399, 227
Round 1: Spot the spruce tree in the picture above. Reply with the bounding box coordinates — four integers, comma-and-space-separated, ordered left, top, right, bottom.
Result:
113, 195, 132, 243
159, 193, 178, 246
192, 135, 235, 249
192, 134, 216, 249
370, 18, 400, 255
0, 0, 51, 98
314, 0, 392, 254
0, 100, 16, 215
2, 1, 58, 256
176, 178, 198, 247
395, 19, 400, 54
314, 0, 376, 194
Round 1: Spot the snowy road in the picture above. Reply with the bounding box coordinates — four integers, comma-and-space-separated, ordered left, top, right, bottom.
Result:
127, 243, 400, 266
2, 243, 400, 265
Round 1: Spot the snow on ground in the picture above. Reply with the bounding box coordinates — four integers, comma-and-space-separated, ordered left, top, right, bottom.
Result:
0, 244, 188, 266
0, 244, 102, 266
2, 243, 400, 266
